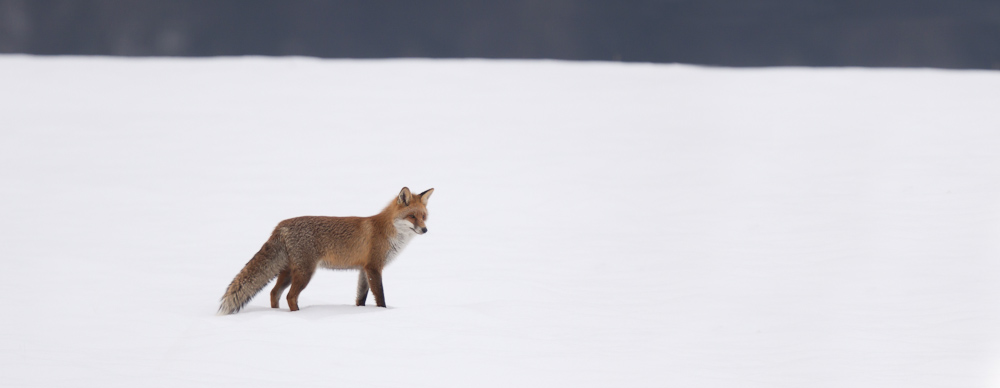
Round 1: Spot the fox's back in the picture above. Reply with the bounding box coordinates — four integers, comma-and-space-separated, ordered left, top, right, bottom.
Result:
277, 216, 378, 268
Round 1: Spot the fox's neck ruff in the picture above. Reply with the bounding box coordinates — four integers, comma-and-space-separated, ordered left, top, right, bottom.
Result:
387, 218, 418, 264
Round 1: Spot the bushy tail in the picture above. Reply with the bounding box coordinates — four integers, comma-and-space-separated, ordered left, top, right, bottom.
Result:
218, 229, 288, 315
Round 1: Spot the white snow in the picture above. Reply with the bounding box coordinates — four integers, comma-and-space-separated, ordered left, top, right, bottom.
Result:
1, 55, 999, 387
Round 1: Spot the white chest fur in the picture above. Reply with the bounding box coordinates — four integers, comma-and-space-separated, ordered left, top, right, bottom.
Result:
387, 218, 418, 265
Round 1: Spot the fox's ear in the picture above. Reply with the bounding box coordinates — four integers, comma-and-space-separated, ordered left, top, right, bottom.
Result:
419, 188, 434, 205
397, 187, 412, 206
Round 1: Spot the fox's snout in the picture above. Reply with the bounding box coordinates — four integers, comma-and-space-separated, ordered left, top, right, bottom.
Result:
396, 217, 428, 235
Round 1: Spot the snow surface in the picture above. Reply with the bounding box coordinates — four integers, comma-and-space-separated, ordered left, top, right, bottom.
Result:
2, 56, 1000, 387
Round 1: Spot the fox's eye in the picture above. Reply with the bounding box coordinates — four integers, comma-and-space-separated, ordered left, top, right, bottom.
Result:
408, 215, 416, 220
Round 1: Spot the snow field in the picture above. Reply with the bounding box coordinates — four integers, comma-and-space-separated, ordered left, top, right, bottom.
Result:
1, 56, 999, 387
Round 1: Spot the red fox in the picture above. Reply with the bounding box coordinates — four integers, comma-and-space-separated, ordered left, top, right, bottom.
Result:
218, 187, 433, 315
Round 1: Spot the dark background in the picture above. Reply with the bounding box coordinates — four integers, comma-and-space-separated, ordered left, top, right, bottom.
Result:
2, 0, 999, 69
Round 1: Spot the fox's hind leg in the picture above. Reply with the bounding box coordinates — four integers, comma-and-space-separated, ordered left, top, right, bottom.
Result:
270, 268, 291, 308
285, 265, 316, 312
355, 270, 369, 306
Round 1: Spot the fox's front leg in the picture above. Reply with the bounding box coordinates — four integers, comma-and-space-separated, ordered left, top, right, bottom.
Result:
355, 270, 369, 306
363, 266, 386, 307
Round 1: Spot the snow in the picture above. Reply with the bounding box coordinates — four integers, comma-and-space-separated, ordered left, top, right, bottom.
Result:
2, 55, 1000, 387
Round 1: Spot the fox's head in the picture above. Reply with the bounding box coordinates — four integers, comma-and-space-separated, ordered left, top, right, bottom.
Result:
393, 187, 433, 235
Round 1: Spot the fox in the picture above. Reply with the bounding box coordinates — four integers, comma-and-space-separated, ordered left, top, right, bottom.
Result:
218, 187, 433, 315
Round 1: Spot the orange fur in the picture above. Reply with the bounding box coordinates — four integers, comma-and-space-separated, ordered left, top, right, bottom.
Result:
218, 187, 433, 314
